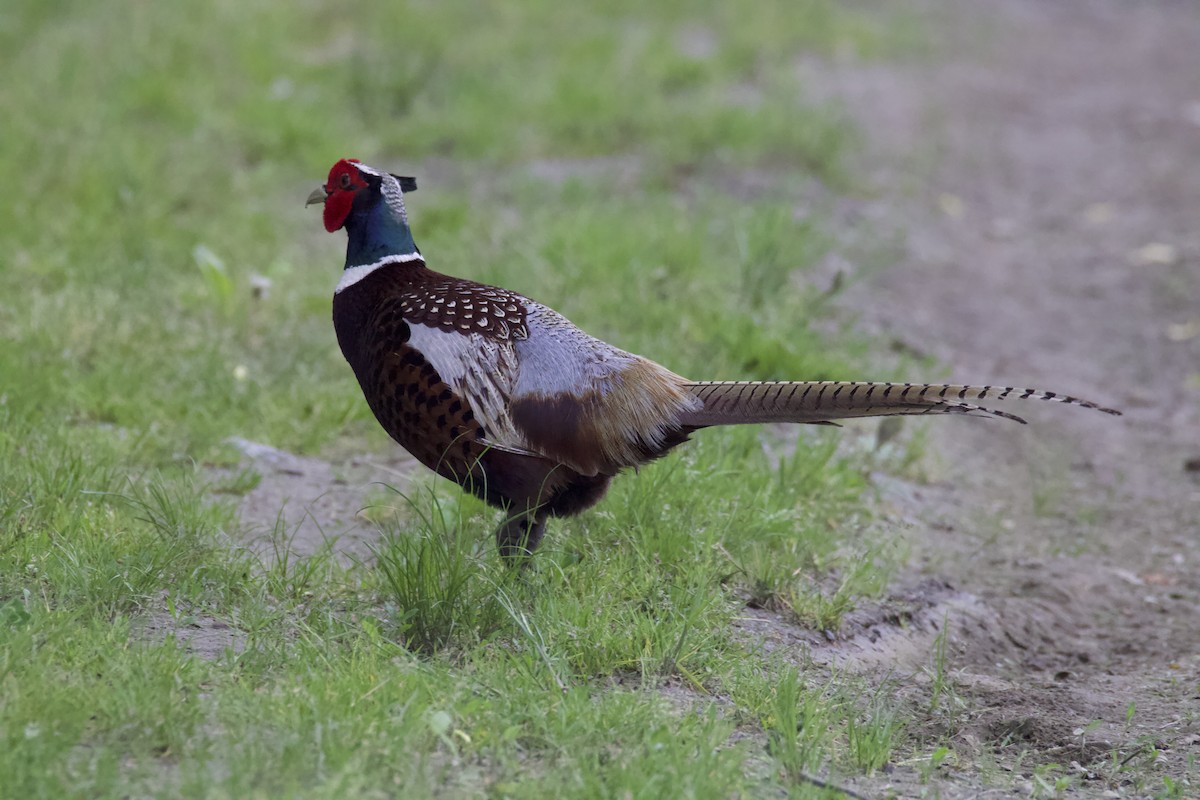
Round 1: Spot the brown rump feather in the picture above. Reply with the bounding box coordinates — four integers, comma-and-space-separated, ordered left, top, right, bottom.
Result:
678, 381, 1122, 428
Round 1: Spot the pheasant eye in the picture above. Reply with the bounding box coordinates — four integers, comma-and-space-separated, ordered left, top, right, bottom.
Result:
338, 172, 353, 190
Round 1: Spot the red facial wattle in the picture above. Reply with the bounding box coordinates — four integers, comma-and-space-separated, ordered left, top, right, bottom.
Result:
322, 159, 368, 232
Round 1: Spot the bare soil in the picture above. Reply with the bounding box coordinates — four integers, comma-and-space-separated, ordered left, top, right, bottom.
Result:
781, 0, 1199, 793
221, 436, 416, 564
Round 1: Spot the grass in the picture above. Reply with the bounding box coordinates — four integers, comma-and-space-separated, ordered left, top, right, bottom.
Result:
7, 1, 1182, 798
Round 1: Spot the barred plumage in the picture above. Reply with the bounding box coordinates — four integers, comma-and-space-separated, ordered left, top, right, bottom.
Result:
681, 381, 1120, 427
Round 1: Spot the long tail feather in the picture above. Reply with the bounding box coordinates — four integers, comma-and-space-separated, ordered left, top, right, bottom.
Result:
679, 381, 1121, 428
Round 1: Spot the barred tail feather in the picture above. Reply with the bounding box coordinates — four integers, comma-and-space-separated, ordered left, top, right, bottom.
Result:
678, 381, 1121, 428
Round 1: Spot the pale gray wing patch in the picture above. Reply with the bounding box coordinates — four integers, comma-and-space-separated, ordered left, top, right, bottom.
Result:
508, 304, 702, 473
405, 323, 524, 449
512, 304, 642, 398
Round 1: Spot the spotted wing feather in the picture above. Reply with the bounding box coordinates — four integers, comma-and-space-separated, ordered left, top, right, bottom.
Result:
398, 274, 529, 340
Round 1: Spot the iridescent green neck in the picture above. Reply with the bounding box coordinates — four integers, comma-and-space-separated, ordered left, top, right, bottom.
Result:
343, 184, 418, 268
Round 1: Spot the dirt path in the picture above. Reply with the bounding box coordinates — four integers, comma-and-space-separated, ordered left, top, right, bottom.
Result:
804, 0, 1200, 792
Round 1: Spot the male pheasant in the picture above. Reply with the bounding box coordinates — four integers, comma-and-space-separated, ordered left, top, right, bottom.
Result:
308, 159, 1120, 560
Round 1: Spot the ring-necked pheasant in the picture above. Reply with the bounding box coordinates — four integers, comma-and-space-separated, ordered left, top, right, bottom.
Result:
308, 159, 1120, 560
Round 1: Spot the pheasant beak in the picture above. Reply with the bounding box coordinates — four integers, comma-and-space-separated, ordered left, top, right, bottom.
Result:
306, 186, 330, 207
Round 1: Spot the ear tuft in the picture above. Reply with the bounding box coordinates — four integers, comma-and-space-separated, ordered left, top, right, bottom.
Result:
392, 175, 418, 192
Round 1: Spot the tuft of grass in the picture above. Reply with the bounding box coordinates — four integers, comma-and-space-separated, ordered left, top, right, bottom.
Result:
372, 487, 515, 654
761, 667, 836, 781
845, 696, 902, 773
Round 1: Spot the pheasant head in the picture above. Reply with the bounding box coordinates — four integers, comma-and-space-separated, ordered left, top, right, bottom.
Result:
307, 159, 419, 268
